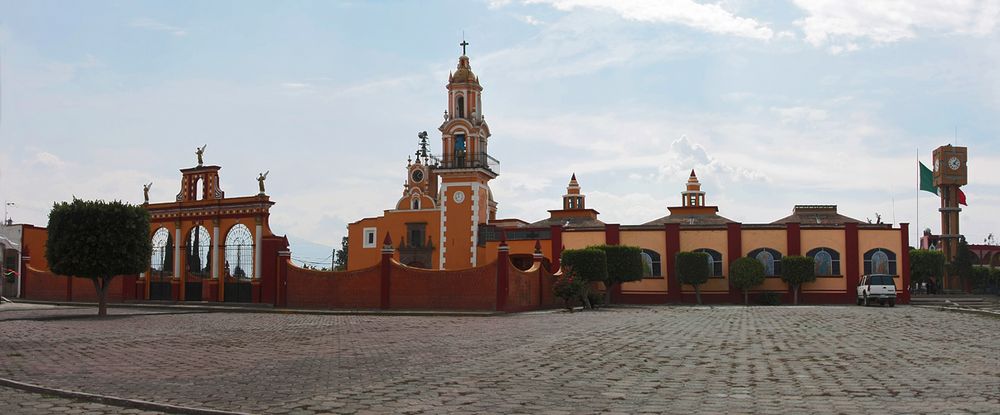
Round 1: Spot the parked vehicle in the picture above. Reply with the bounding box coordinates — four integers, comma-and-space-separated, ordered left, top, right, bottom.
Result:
857, 274, 897, 307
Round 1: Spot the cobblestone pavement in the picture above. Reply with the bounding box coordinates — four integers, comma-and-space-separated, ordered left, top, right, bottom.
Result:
1, 303, 998, 414
0, 385, 168, 414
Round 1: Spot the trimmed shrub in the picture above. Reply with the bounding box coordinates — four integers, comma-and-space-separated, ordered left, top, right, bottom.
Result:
730, 257, 765, 305
676, 251, 710, 305
561, 248, 607, 309
592, 245, 644, 305
781, 255, 815, 305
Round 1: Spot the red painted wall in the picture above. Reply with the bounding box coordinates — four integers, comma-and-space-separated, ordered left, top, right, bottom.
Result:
390, 262, 496, 310
284, 263, 381, 309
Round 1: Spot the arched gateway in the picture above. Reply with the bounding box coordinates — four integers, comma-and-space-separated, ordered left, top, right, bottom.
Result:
142, 149, 288, 303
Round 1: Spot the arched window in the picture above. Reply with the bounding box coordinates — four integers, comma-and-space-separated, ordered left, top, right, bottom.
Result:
186, 225, 211, 277
150, 227, 172, 277
456, 95, 465, 118
806, 247, 840, 276
694, 248, 724, 277
641, 249, 661, 278
864, 248, 897, 275
225, 224, 254, 280
194, 177, 203, 200
748, 248, 782, 277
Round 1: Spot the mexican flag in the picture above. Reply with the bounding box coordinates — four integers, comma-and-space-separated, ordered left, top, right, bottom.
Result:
920, 162, 967, 205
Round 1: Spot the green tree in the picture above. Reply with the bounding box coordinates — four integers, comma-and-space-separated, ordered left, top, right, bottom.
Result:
970, 266, 992, 293
552, 270, 585, 311
592, 245, 644, 305
951, 239, 974, 290
561, 248, 607, 309
909, 249, 945, 284
730, 257, 765, 305
46, 199, 151, 316
335, 236, 349, 271
781, 255, 815, 305
676, 251, 710, 305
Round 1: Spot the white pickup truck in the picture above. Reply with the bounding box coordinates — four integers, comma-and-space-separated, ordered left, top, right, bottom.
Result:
857, 274, 897, 307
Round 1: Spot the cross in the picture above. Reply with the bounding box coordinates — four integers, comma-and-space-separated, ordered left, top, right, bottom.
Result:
460, 39, 469, 55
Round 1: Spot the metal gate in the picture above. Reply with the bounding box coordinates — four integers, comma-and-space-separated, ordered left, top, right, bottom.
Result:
149, 228, 174, 300
225, 279, 252, 303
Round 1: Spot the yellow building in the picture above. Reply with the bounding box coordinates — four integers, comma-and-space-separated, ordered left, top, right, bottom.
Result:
348, 47, 911, 304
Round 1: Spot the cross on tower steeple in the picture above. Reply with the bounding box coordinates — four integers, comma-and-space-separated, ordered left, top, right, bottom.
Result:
460, 39, 469, 56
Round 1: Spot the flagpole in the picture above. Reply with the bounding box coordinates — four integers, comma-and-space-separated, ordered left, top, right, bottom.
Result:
915, 146, 919, 247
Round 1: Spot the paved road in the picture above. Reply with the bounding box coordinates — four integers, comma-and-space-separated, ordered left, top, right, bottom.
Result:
0, 385, 168, 414
0, 303, 997, 414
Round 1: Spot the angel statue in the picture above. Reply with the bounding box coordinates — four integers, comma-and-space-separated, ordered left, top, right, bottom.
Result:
257, 171, 269, 194
196, 145, 207, 166
143, 182, 153, 203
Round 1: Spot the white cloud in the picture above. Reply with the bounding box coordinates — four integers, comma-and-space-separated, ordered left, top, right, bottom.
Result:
770, 106, 829, 123
129, 17, 187, 36
793, 0, 1000, 51
32, 151, 67, 169
523, 0, 774, 39
520, 15, 544, 25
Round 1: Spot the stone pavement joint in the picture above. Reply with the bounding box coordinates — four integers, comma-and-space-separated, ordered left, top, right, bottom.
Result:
0, 377, 250, 415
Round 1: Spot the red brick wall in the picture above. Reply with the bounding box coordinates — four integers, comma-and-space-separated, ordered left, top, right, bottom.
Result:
70, 276, 125, 302
390, 262, 496, 310
506, 264, 539, 312
24, 266, 67, 301
284, 262, 381, 309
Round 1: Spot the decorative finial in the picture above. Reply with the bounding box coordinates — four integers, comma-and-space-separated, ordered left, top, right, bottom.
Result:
143, 182, 152, 204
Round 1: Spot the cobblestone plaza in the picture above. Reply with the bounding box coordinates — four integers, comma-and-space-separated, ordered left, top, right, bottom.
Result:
0, 304, 997, 414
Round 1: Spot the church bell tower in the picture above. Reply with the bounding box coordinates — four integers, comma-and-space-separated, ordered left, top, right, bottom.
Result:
436, 40, 498, 269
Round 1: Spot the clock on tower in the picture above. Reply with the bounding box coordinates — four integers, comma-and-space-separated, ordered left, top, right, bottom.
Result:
932, 145, 968, 187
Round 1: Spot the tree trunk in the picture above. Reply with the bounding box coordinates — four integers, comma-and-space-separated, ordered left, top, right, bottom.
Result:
604, 282, 615, 306
744, 289, 749, 306
91, 277, 109, 317
793, 284, 799, 305
694, 285, 702, 305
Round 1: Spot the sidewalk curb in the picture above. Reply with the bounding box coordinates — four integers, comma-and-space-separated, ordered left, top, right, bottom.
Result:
913, 305, 1000, 318
8, 299, 507, 317
0, 377, 250, 415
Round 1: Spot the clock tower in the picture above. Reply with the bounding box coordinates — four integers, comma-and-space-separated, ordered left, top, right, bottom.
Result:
435, 42, 498, 269
932, 144, 968, 289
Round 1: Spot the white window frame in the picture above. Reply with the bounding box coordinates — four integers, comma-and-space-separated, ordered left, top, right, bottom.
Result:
363, 227, 377, 248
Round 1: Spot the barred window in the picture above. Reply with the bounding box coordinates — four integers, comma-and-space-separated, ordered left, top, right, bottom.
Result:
225, 224, 254, 280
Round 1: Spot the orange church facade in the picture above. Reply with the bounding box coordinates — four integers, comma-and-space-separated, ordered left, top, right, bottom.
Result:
347, 49, 912, 305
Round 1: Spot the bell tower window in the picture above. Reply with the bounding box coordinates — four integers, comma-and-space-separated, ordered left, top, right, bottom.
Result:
456, 95, 465, 118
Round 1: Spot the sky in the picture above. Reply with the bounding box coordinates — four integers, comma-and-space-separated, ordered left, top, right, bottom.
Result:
1, 0, 998, 265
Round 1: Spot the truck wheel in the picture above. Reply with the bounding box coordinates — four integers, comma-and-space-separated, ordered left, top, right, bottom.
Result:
879, 300, 885, 306
889, 299, 895, 307
857, 297, 863, 306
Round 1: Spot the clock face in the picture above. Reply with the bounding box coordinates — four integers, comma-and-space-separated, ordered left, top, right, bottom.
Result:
453, 190, 465, 204
948, 156, 961, 171
411, 169, 424, 183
